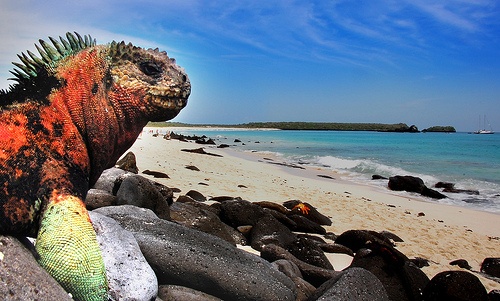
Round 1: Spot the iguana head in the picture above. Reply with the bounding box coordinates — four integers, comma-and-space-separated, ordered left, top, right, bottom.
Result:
2, 32, 190, 122
107, 41, 190, 122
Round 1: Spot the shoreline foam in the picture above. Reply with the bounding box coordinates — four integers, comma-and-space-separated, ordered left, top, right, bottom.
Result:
126, 127, 500, 291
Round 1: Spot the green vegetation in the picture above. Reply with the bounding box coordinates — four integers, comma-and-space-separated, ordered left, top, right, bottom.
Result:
422, 126, 456, 133
149, 121, 427, 132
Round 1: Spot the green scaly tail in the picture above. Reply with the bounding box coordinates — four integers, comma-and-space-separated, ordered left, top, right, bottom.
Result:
35, 195, 108, 301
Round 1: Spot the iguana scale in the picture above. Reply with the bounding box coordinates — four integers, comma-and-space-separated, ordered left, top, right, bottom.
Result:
0, 32, 190, 300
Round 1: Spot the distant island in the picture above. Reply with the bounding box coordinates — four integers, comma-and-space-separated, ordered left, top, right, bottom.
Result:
149, 122, 456, 133
421, 126, 456, 133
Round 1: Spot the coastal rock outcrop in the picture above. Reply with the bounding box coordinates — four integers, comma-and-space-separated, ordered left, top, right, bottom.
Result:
434, 181, 480, 195
388, 175, 447, 199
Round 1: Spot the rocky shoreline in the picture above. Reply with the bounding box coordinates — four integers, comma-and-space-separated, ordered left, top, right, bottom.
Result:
2, 149, 499, 300
2, 129, 499, 300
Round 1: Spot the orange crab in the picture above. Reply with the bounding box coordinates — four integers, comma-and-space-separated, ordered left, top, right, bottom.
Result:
292, 203, 311, 215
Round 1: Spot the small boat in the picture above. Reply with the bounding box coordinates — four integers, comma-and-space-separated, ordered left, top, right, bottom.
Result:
474, 115, 494, 134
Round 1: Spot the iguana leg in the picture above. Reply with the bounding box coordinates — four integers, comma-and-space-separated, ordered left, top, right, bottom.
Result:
35, 193, 108, 301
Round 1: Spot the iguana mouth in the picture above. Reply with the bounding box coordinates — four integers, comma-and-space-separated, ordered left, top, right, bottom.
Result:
147, 72, 190, 111
148, 94, 188, 110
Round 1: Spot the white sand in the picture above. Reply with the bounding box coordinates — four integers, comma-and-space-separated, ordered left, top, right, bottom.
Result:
126, 127, 500, 291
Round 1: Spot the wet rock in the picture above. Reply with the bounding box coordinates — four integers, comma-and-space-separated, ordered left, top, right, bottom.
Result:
95, 205, 296, 301
481, 257, 500, 278
85, 188, 117, 209
261, 243, 340, 287
196, 137, 216, 145
116, 174, 170, 220
90, 212, 157, 301
158, 285, 222, 301
372, 174, 388, 180
310, 267, 390, 301
422, 270, 488, 301
388, 175, 447, 199
116, 151, 139, 174
0, 236, 72, 300
435, 181, 480, 195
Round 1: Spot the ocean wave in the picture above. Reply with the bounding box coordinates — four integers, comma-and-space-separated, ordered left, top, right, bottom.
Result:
312, 155, 438, 183
286, 154, 500, 214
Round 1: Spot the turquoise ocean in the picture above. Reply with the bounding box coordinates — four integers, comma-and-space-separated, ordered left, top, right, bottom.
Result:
174, 129, 500, 214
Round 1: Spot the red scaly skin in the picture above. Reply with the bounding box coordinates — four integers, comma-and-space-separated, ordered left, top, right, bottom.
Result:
0, 32, 190, 300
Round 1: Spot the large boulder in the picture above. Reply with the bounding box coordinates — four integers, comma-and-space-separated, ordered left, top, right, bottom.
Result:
261, 243, 340, 287
0, 236, 72, 300
250, 214, 296, 251
310, 267, 390, 301
422, 270, 488, 301
169, 201, 245, 245
481, 257, 500, 278
115, 174, 171, 220
388, 175, 447, 199
89, 211, 157, 301
218, 199, 267, 227
349, 241, 429, 301
95, 205, 297, 301
92, 167, 130, 193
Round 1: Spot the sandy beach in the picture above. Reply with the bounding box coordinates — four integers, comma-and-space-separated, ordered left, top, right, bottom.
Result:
127, 127, 500, 291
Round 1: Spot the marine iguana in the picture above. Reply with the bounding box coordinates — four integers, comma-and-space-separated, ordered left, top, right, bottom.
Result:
0, 32, 190, 300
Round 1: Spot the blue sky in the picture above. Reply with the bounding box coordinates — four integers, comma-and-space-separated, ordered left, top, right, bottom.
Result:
1, 1, 499, 131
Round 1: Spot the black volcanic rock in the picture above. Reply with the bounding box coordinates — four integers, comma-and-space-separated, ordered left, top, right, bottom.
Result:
310, 267, 390, 301
481, 257, 500, 278
388, 175, 447, 199
423, 271, 488, 301
95, 205, 297, 301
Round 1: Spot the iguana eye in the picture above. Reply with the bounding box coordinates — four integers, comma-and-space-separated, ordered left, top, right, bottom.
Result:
139, 62, 162, 77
